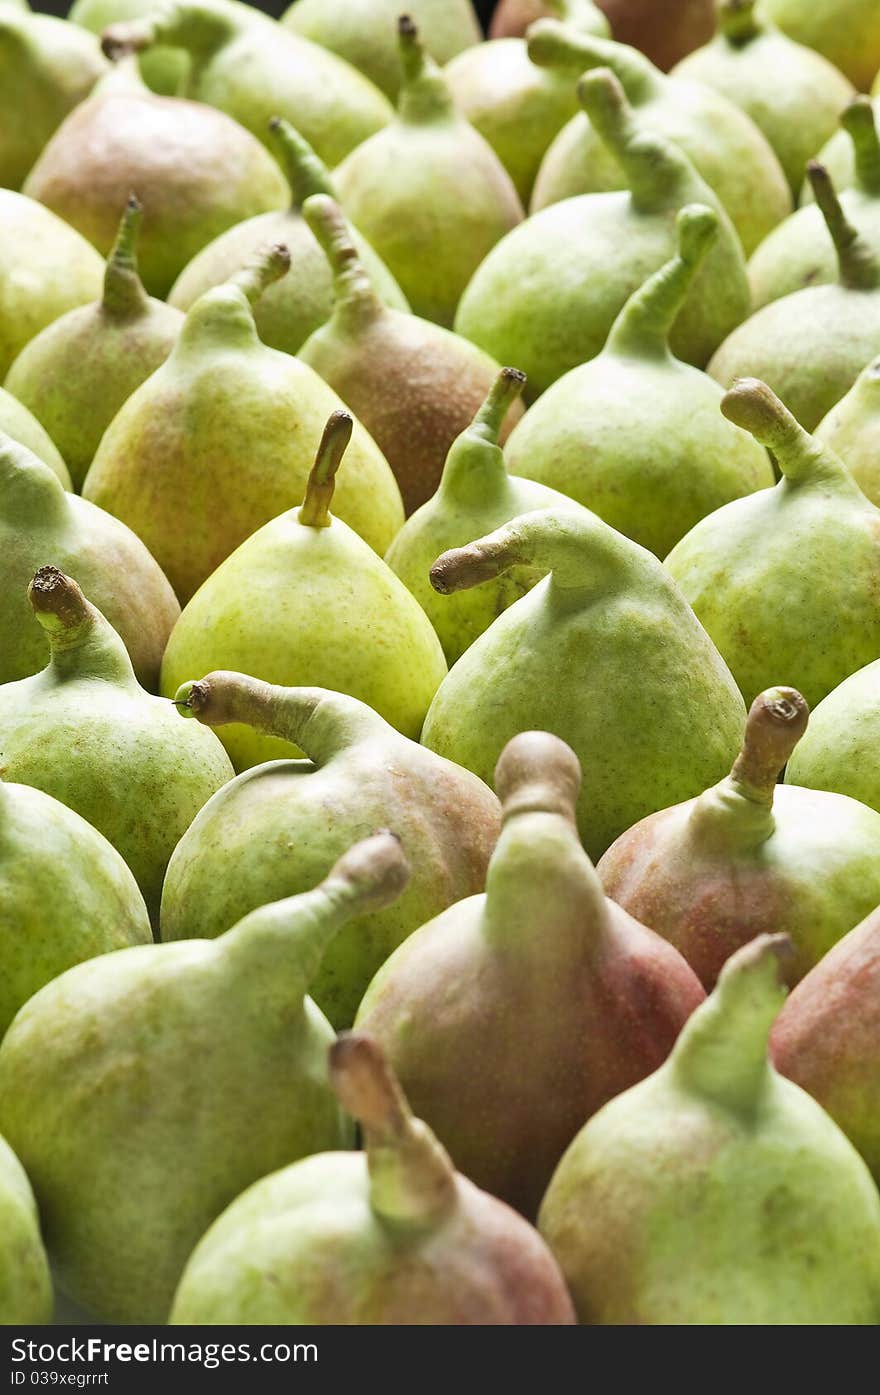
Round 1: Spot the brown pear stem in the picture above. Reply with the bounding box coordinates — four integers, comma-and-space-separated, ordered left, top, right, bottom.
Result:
721, 378, 853, 486
842, 96, 880, 198
227, 243, 291, 308
26, 567, 136, 684
299, 411, 353, 528
718, 0, 761, 43
494, 731, 581, 824
397, 14, 455, 123
302, 194, 382, 327
102, 194, 149, 319
729, 688, 809, 803
808, 161, 880, 291
268, 117, 334, 211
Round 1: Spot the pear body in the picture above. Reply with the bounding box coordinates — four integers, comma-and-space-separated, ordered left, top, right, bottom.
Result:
0, 782, 151, 1036
0, 191, 104, 378
815, 356, 880, 505
0, 1134, 52, 1324
0, 387, 68, 486
785, 659, 880, 814
764, 0, 880, 92
748, 191, 880, 311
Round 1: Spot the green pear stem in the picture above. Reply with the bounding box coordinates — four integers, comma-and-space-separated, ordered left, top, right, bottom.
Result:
430, 507, 631, 596
472, 367, 527, 443
268, 117, 334, 210
577, 69, 683, 212
302, 194, 382, 329
102, 194, 150, 319
718, 0, 761, 44
101, 1, 234, 64
397, 14, 455, 124
842, 96, 880, 199
298, 411, 353, 528
527, 20, 655, 102
227, 242, 291, 308
606, 204, 718, 358
330, 1032, 456, 1227
543, 0, 610, 35
671, 935, 792, 1114
808, 161, 880, 291
721, 378, 859, 487
0, 434, 67, 522
26, 567, 137, 686
439, 369, 525, 502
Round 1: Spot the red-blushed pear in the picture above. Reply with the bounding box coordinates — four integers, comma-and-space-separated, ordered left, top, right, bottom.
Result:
0, 1134, 51, 1323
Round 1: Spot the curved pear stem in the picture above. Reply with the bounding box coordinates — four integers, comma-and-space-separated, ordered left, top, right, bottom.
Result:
730, 688, 809, 803
494, 731, 581, 825
671, 935, 792, 1114
808, 161, 880, 291
0, 433, 67, 521
101, 1, 234, 64
577, 69, 684, 212
543, 0, 610, 36
472, 367, 527, 444
439, 368, 525, 501
397, 14, 455, 124
302, 194, 381, 330
721, 378, 857, 487
330, 1033, 456, 1227
172, 672, 388, 764
718, 0, 761, 44
227, 242, 291, 308
527, 20, 655, 101
842, 96, 880, 199
26, 567, 137, 686
298, 411, 353, 528
102, 194, 149, 319
606, 204, 718, 358
268, 118, 334, 211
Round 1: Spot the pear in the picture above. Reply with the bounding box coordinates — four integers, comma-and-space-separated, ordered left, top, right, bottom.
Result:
0, 191, 104, 379
0, 1134, 51, 1324
666, 380, 880, 709
599, 686, 880, 990
159, 412, 446, 770
83, 246, 403, 604
0, 568, 233, 921
0, 782, 151, 1036
168, 119, 407, 357
527, 21, 792, 256
539, 935, 880, 1324
421, 507, 746, 860
170, 1031, 575, 1324
386, 368, 586, 663
0, 387, 69, 486
283, 0, 481, 100
805, 96, 880, 205
22, 60, 289, 298
0, 9, 108, 190
102, 0, 393, 169
332, 16, 524, 327
0, 435, 178, 689
491, 0, 716, 70
298, 195, 520, 515
784, 659, 880, 816
708, 165, 880, 431
815, 353, 880, 504
764, 0, 880, 92
454, 69, 750, 397
357, 732, 704, 1218
748, 98, 880, 312
504, 204, 774, 559
0, 832, 408, 1322
5, 197, 182, 491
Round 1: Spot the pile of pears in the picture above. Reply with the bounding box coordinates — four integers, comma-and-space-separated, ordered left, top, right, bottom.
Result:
4, 0, 880, 1334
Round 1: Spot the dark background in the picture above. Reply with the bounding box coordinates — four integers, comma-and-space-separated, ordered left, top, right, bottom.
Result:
34, 0, 497, 28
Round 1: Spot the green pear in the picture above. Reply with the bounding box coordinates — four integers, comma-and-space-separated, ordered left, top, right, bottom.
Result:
665, 379, 880, 709
421, 506, 746, 860
160, 413, 446, 770
672, 0, 853, 197
0, 781, 151, 1036
0, 387, 69, 486
170, 1032, 575, 1324
454, 69, 750, 397
0, 567, 233, 921
101, 0, 393, 167
764, 0, 880, 92
539, 935, 880, 1324
357, 732, 704, 1218
804, 96, 880, 205
0, 8, 108, 189
5, 197, 182, 490
504, 204, 773, 558
709, 164, 880, 431
815, 353, 880, 504
22, 59, 289, 298
784, 658, 880, 816
168, 119, 407, 357
332, 16, 524, 327
527, 20, 792, 256
0, 434, 179, 688
0, 191, 104, 379
0, 1134, 51, 1324
749, 98, 880, 311
83, 246, 403, 604
0, 832, 409, 1322
598, 686, 880, 989
298, 194, 520, 515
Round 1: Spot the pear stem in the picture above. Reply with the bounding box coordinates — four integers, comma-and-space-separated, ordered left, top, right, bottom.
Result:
302, 194, 382, 328
577, 69, 681, 212
718, 0, 761, 44
472, 367, 527, 443
721, 378, 855, 486
430, 507, 630, 596
101, 1, 234, 63
396, 14, 455, 124
298, 411, 353, 528
268, 117, 334, 211
226, 243, 291, 308
544, 0, 609, 34
26, 567, 136, 685
439, 369, 524, 501
102, 194, 149, 319
606, 204, 717, 358
330, 1033, 457, 1227
527, 21, 654, 101
729, 688, 809, 804
808, 161, 880, 291
494, 731, 581, 825
842, 97, 880, 199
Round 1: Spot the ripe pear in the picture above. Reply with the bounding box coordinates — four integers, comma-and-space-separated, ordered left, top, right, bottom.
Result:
83, 246, 403, 603
421, 506, 746, 860
491, 0, 715, 70
672, 0, 853, 198
298, 195, 520, 515
0, 388, 68, 486
0, 9, 107, 190
0, 1134, 51, 1324
101, 0, 393, 167
454, 69, 750, 396
709, 165, 880, 431
784, 659, 880, 816
527, 21, 792, 256
0, 568, 233, 921
599, 687, 880, 989
170, 1032, 575, 1324
22, 59, 289, 298
539, 935, 880, 1324
168, 119, 407, 357
160, 413, 446, 770
815, 353, 880, 504
357, 732, 704, 1218
764, 0, 880, 92
5, 197, 182, 490
805, 96, 880, 205
0, 191, 104, 378
0, 782, 151, 1036
504, 204, 773, 559
748, 98, 880, 311
0, 832, 408, 1322
332, 16, 524, 327
0, 434, 178, 688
